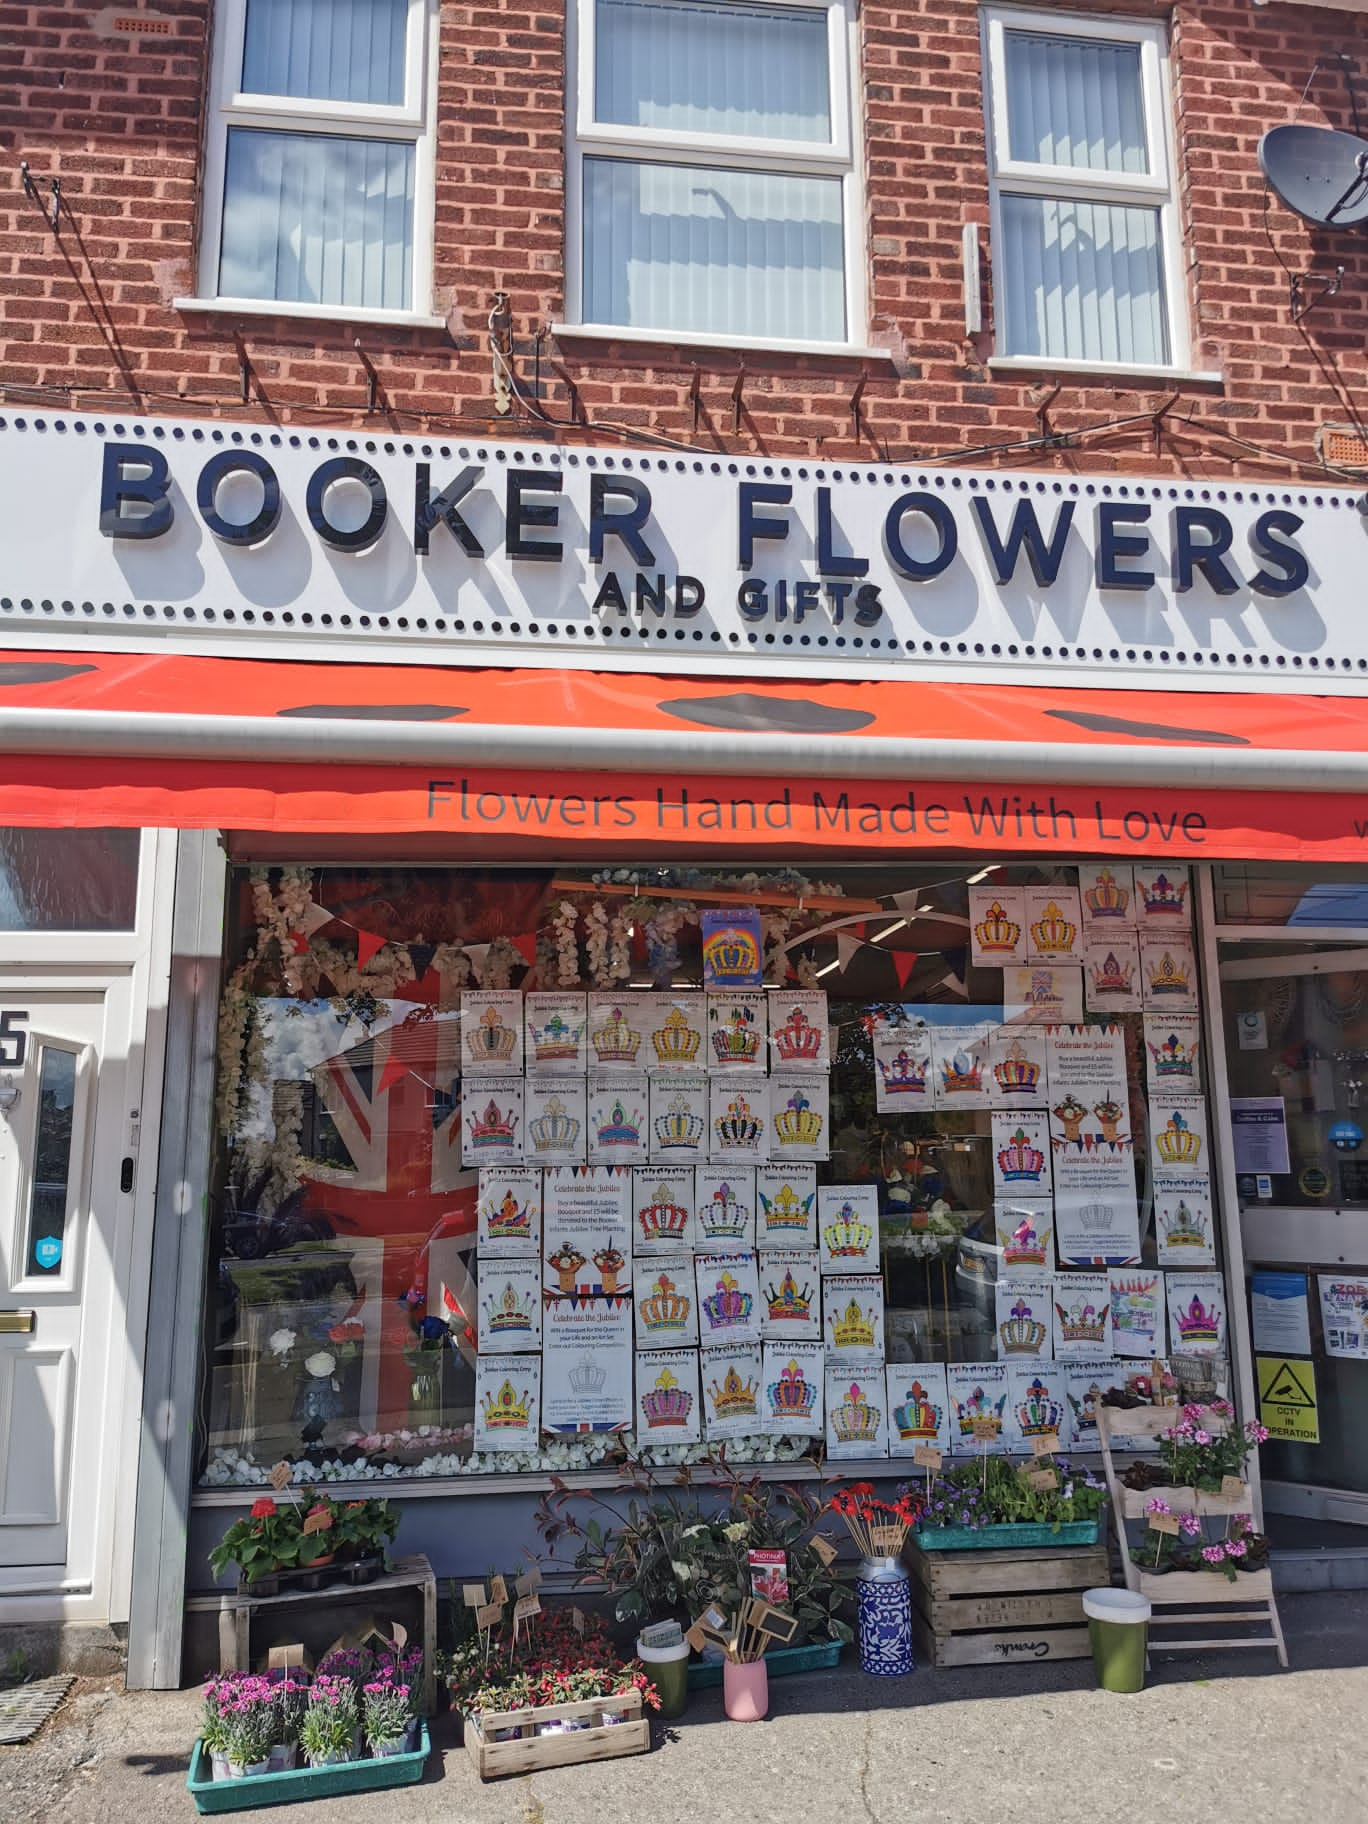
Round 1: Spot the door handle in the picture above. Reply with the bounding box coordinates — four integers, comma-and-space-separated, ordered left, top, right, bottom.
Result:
0, 1310, 35, 1334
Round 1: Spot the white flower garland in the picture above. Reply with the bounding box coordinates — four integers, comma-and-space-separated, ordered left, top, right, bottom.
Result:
553, 900, 580, 986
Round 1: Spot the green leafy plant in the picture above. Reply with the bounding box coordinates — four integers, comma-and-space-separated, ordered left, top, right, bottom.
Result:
911, 1456, 1108, 1533
442, 1612, 659, 1718
208, 1495, 330, 1584
299, 1675, 358, 1764
1157, 1402, 1268, 1492
361, 1675, 412, 1749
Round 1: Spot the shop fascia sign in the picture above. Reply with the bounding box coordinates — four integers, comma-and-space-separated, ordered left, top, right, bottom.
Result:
2, 407, 1364, 685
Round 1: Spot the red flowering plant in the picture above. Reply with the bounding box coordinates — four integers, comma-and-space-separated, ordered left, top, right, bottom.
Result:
442, 1609, 660, 1720
827, 1483, 924, 1559
208, 1492, 329, 1585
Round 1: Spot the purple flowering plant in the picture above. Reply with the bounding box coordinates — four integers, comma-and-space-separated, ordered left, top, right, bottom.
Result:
905, 1456, 1106, 1534
300, 1674, 359, 1763
1158, 1402, 1268, 1492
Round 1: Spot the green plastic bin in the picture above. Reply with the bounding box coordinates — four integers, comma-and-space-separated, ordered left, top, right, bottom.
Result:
1083, 1589, 1151, 1693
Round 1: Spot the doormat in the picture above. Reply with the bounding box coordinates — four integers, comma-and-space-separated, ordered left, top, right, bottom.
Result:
0, 1675, 74, 1745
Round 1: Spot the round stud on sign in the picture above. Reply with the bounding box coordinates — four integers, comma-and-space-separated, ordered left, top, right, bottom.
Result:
1329, 1122, 1363, 1154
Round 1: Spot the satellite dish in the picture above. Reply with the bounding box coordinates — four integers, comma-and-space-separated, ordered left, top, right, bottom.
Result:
1259, 123, 1368, 228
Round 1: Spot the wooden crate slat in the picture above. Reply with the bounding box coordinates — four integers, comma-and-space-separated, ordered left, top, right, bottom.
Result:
1117, 1484, 1251, 1520
913, 1616, 1091, 1667
465, 1690, 648, 1780
919, 1589, 1086, 1633
913, 1546, 1108, 1599
1136, 1567, 1274, 1602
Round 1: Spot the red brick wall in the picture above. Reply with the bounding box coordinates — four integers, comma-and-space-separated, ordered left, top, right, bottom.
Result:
1, 0, 1366, 478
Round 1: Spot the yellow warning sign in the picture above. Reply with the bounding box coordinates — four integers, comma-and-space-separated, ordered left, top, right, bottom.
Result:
1257, 1356, 1320, 1444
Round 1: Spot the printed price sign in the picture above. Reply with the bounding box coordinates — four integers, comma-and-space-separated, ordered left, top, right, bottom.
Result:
1030, 1431, 1060, 1458
913, 1445, 943, 1470
513, 1593, 542, 1623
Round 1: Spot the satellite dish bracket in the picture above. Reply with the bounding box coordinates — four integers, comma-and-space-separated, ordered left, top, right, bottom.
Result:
1289, 265, 1346, 324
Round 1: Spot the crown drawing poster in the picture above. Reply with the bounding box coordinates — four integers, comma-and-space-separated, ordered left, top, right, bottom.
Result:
474, 1356, 541, 1454
461, 1077, 524, 1167
542, 1166, 633, 1300
885, 1360, 952, 1458
477, 1166, 543, 1258
694, 1251, 763, 1344
632, 1166, 697, 1254
636, 1347, 703, 1446
1149, 1095, 1209, 1178
695, 1166, 757, 1250
817, 1184, 880, 1274
1109, 1271, 1166, 1358
1154, 1176, 1216, 1266
1144, 1014, 1203, 1096
1053, 1191, 1142, 1267
986, 1025, 1049, 1108
1083, 935, 1142, 1014
762, 1341, 825, 1437
524, 992, 588, 1077
1052, 1272, 1114, 1360
1079, 863, 1136, 931
931, 1023, 993, 1111
706, 992, 768, 1075
710, 1079, 771, 1165
647, 1073, 709, 1164
767, 990, 830, 1070
646, 994, 707, 1073
824, 1365, 889, 1460
586, 1073, 650, 1167
634, 1256, 699, 1346
1003, 966, 1083, 1025
991, 1112, 1053, 1198
1065, 1359, 1118, 1451
461, 990, 525, 1077
995, 1276, 1054, 1361
1024, 885, 1084, 963
586, 995, 651, 1075
995, 1199, 1055, 1276
1140, 938, 1200, 1011
823, 1274, 885, 1362
768, 1073, 830, 1161
523, 1078, 588, 1169
873, 1027, 936, 1113
541, 1294, 633, 1433
756, 1164, 819, 1249
969, 885, 1028, 967
760, 1251, 821, 1341
1134, 865, 1192, 930
947, 1363, 1010, 1454
1006, 1362, 1070, 1453
1166, 1271, 1226, 1357
701, 909, 764, 988
477, 1260, 543, 1356
701, 1339, 764, 1439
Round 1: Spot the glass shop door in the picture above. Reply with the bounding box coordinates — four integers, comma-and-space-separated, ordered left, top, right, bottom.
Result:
1218, 942, 1368, 1525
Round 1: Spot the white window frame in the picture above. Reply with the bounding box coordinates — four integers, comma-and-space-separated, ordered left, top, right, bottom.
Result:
185, 0, 441, 327
982, 6, 1190, 376
562, 0, 869, 355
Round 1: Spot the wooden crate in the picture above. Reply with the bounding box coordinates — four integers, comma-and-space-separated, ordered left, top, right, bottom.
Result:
909, 1541, 1109, 1668
464, 1690, 649, 1780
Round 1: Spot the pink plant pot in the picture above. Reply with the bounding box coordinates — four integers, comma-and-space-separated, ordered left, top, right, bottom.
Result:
722, 1659, 769, 1723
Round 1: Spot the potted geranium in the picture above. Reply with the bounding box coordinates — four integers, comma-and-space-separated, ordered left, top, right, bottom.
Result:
299, 1674, 359, 1767
325, 1494, 400, 1574
208, 1495, 328, 1587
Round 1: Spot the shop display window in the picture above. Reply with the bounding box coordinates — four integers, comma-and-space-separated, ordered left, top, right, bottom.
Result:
199, 859, 1223, 1488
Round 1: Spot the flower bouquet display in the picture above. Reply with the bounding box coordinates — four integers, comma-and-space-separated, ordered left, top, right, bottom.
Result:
827, 1483, 922, 1677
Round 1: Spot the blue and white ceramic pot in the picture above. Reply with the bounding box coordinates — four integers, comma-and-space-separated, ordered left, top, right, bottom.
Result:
857, 1554, 914, 1677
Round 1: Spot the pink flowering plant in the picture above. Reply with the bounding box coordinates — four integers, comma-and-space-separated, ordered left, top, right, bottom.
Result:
1158, 1402, 1269, 1492
299, 1673, 359, 1764
216, 1674, 277, 1770
1129, 1499, 1203, 1571
361, 1674, 413, 1751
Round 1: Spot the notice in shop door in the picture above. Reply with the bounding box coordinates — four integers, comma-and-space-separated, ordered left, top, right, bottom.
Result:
1257, 1356, 1320, 1444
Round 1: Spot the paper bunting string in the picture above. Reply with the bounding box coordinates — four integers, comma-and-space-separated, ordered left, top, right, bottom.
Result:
297, 901, 335, 938
378, 1050, 410, 1097
836, 933, 861, 970
356, 928, 387, 969
408, 940, 437, 980
892, 950, 917, 990
509, 933, 537, 967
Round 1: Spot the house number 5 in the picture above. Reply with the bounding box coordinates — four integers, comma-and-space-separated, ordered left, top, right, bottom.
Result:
0, 1010, 29, 1068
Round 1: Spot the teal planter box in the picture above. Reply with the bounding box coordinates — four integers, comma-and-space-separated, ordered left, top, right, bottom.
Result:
687, 1639, 842, 1689
913, 1519, 1102, 1552
186, 1726, 429, 1813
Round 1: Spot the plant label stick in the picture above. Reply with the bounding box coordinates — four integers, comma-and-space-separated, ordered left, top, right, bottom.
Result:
1151, 1510, 1181, 1535
1221, 1476, 1247, 1501
571, 1606, 588, 1636
490, 1574, 509, 1607
463, 1583, 487, 1609
913, 1445, 942, 1470
1027, 1468, 1057, 1491
302, 1509, 330, 1536
1030, 1431, 1060, 1458
514, 1572, 537, 1598
268, 1461, 293, 1492
810, 1535, 838, 1568
475, 1602, 502, 1631
685, 1622, 709, 1654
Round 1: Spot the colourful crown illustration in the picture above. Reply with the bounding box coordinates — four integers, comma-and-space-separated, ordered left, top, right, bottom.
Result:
703, 927, 761, 981
974, 900, 1022, 953
481, 1378, 532, 1430
712, 1005, 762, 1067
699, 1180, 750, 1241
759, 1181, 815, 1233
940, 1048, 983, 1095
653, 1094, 705, 1150
1111, 1277, 1159, 1335
831, 1296, 876, 1351
528, 1094, 580, 1154
765, 1268, 813, 1323
832, 1381, 881, 1445
1147, 951, 1191, 997
1160, 1199, 1208, 1250
638, 1272, 692, 1333
1030, 900, 1077, 954
997, 1126, 1047, 1182
767, 1360, 818, 1422
637, 1183, 690, 1245
485, 1189, 532, 1240
484, 1282, 535, 1334
651, 1006, 701, 1067
568, 1355, 608, 1397
1174, 1293, 1221, 1345
954, 1385, 1005, 1437
1015, 1376, 1066, 1437
1148, 1030, 1198, 1081
595, 1097, 643, 1149
591, 1006, 642, 1066
877, 1047, 930, 1098
999, 1298, 1049, 1354
468, 1097, 518, 1150
709, 1363, 760, 1420
1001, 1212, 1049, 1267
1083, 867, 1130, 919
892, 1381, 943, 1441
701, 1270, 754, 1330
1140, 872, 1188, 917
714, 1094, 763, 1150
1067, 1380, 1103, 1435
528, 1010, 581, 1066
640, 1365, 693, 1428
993, 1039, 1041, 1095
774, 1090, 823, 1148
467, 1005, 518, 1064
822, 1202, 874, 1259
1156, 1111, 1203, 1166
773, 1007, 823, 1063
1055, 1297, 1108, 1346
1090, 951, 1134, 995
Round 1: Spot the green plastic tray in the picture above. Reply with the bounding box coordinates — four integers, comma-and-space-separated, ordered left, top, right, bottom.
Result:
686, 1639, 842, 1689
186, 1726, 429, 1812
913, 1519, 1102, 1552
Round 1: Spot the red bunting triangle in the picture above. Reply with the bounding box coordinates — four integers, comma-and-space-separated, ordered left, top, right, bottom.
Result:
356, 928, 386, 969
290, 931, 311, 955
892, 950, 918, 990
378, 1049, 410, 1097
509, 932, 537, 967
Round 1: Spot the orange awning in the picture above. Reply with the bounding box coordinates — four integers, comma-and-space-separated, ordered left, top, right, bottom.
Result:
0, 648, 1363, 862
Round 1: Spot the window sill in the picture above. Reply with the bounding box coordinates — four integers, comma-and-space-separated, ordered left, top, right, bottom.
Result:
551, 321, 897, 362
173, 296, 450, 331
987, 354, 1224, 386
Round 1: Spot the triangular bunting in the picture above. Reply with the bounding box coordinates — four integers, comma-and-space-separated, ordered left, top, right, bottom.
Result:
290, 931, 311, 955
465, 943, 491, 983
892, 950, 918, 990
297, 901, 334, 937
378, 1049, 410, 1097
408, 940, 437, 980
836, 933, 861, 970
356, 928, 386, 969
509, 932, 537, 967
890, 890, 924, 917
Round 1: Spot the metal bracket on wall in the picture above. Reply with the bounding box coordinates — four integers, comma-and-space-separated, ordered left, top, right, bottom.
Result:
18, 162, 60, 233
849, 373, 867, 439
353, 339, 381, 414
731, 365, 747, 433
1289, 266, 1345, 323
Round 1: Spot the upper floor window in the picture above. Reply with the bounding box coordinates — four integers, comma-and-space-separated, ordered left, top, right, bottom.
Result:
199, 0, 435, 318
983, 8, 1186, 371
568, 0, 862, 349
